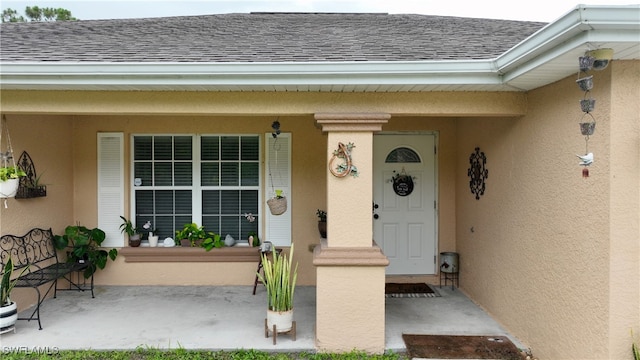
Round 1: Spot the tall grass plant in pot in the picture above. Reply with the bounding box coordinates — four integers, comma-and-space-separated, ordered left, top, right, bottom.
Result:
257, 243, 298, 332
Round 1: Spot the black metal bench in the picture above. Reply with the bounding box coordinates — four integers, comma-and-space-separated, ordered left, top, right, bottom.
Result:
0, 228, 93, 330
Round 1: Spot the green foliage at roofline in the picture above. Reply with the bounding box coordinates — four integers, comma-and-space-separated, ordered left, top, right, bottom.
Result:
1, 6, 77, 23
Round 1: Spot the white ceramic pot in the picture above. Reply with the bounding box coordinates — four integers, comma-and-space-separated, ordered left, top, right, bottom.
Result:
0, 178, 19, 198
0, 301, 18, 332
148, 235, 159, 247
267, 309, 293, 333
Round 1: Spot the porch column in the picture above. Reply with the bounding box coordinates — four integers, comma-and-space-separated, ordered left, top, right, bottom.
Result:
313, 113, 390, 354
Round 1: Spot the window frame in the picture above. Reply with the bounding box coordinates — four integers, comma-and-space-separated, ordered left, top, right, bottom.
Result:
129, 133, 262, 246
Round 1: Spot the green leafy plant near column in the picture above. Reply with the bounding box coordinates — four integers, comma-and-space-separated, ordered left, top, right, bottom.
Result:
53, 225, 118, 278
258, 244, 298, 312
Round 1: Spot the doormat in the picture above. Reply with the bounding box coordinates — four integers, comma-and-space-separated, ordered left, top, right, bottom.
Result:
402, 334, 526, 360
385, 283, 440, 298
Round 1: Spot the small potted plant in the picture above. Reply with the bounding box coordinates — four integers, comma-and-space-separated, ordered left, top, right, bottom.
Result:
176, 222, 205, 247
244, 213, 261, 247
53, 225, 118, 279
316, 209, 327, 238
142, 221, 159, 247
1, 258, 29, 333
257, 243, 298, 335
176, 223, 222, 250
119, 216, 141, 247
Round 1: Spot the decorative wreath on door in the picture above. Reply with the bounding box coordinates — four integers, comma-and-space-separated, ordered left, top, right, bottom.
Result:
391, 169, 414, 196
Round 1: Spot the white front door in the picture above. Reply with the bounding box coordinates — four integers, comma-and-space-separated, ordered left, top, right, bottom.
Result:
373, 134, 437, 275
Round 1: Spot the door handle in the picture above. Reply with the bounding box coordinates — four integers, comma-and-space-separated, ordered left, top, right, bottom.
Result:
373, 202, 379, 219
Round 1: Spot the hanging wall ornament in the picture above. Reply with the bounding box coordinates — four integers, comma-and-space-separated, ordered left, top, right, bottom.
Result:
577, 152, 593, 177
329, 142, 358, 178
391, 168, 414, 196
574, 50, 607, 178
467, 147, 488, 200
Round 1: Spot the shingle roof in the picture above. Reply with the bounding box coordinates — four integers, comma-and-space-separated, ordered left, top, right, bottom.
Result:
0, 13, 546, 62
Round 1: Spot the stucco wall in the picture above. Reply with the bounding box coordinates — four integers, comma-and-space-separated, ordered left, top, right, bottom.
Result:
0, 115, 75, 309
6, 79, 632, 357
607, 60, 640, 360
456, 61, 640, 359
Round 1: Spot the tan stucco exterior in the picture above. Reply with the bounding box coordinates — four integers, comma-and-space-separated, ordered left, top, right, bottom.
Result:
456, 61, 640, 359
1, 60, 639, 358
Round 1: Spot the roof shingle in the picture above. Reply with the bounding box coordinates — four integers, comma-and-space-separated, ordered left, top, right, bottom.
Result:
0, 13, 546, 63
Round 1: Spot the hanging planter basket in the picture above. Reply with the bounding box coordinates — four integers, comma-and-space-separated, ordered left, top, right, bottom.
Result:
0, 178, 19, 198
1, 116, 26, 202
267, 196, 287, 216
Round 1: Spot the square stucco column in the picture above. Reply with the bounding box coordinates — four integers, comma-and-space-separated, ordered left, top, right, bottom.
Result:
313, 113, 390, 354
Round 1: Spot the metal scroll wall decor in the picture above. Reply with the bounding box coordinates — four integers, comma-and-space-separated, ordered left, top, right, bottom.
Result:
575, 48, 612, 178
467, 147, 488, 200
329, 142, 358, 178
16, 151, 47, 198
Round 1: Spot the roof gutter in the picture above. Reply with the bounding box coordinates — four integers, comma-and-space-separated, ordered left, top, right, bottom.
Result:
0, 60, 503, 87
497, 5, 640, 82
0, 5, 638, 91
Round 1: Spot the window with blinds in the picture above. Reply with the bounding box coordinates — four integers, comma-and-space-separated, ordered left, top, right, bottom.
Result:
131, 135, 260, 244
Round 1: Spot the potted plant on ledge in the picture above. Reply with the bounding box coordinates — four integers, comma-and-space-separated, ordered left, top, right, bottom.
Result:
258, 243, 298, 338
119, 216, 141, 247
1, 258, 29, 334
176, 223, 222, 250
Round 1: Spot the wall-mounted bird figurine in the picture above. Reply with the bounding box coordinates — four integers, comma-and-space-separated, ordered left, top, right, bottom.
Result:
577, 152, 593, 166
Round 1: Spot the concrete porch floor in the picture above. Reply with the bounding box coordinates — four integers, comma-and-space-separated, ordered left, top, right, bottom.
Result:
0, 285, 525, 353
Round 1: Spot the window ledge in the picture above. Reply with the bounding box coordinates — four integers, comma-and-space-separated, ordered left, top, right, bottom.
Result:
120, 246, 263, 263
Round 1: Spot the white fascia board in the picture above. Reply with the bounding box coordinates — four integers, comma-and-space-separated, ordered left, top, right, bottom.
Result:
497, 5, 640, 76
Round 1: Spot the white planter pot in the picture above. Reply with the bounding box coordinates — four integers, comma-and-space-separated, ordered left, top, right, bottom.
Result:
148, 235, 159, 247
267, 309, 294, 332
0, 301, 18, 333
0, 178, 19, 198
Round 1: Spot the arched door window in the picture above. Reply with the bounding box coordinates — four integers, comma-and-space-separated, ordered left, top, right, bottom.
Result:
385, 147, 421, 163
385, 147, 420, 196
